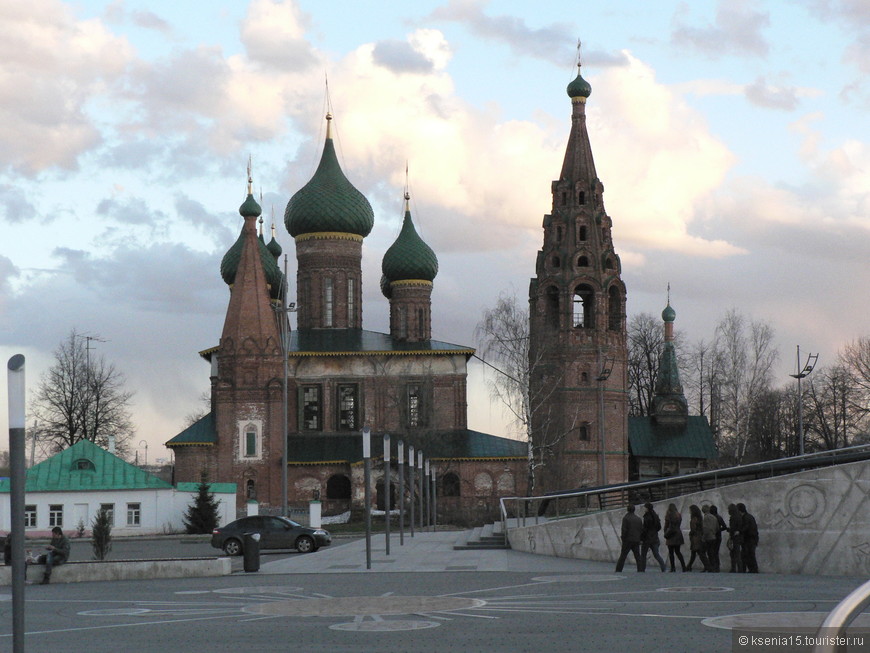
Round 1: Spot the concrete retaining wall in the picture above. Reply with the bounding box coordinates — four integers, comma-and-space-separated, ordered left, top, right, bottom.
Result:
0, 557, 231, 585
507, 458, 870, 576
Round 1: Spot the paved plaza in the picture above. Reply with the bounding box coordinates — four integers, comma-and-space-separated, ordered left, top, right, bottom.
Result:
1, 531, 868, 652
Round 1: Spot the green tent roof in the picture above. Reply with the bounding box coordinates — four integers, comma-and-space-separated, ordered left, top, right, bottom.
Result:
0, 439, 172, 493
289, 328, 473, 356
166, 412, 216, 447
628, 416, 718, 460
287, 429, 526, 465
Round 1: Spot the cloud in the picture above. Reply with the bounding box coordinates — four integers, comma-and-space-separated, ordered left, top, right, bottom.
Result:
671, 0, 770, 58
744, 77, 800, 110
239, 0, 317, 71
373, 39, 437, 74
0, 185, 38, 223
0, 0, 132, 175
97, 196, 166, 227
428, 0, 576, 66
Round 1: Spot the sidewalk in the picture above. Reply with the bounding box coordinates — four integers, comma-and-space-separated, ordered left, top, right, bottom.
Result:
260, 529, 614, 574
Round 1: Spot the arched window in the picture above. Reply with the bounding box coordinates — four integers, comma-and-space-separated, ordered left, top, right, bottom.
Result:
578, 191, 586, 205
578, 225, 587, 242
604, 257, 614, 270
573, 285, 594, 328
324, 277, 334, 327
545, 286, 559, 329
551, 255, 560, 268
326, 475, 351, 500
578, 425, 590, 441
577, 255, 588, 267
243, 423, 258, 457
72, 459, 95, 471
347, 278, 355, 324
438, 472, 460, 497
608, 286, 622, 331
246, 479, 256, 500
561, 191, 567, 206
556, 226, 563, 242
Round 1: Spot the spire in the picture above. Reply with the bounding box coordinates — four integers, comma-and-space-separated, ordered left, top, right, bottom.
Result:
559, 45, 597, 189
653, 295, 688, 425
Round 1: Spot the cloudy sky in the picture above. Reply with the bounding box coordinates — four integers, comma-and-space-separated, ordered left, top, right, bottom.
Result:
1, 0, 868, 463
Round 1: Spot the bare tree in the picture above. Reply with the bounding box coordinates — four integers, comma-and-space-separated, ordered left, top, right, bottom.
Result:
805, 363, 868, 450
841, 337, 870, 436
627, 313, 665, 416
475, 292, 575, 495
711, 310, 778, 464
30, 329, 135, 455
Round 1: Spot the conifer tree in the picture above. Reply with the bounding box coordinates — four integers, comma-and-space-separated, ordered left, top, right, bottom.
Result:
91, 508, 112, 560
183, 473, 221, 534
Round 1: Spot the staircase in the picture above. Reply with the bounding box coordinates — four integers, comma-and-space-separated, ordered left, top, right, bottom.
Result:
453, 521, 509, 550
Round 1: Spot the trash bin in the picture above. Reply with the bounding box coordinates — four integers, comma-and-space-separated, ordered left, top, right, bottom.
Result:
243, 532, 261, 572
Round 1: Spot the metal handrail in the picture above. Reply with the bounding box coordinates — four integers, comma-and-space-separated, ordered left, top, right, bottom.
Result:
499, 443, 870, 534
813, 578, 870, 653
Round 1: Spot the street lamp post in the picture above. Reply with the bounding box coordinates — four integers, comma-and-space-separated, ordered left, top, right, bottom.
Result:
424, 459, 430, 530
139, 440, 148, 467
397, 440, 404, 546
417, 450, 424, 530
790, 345, 819, 457
362, 426, 372, 570
408, 445, 415, 538
383, 433, 391, 556
597, 354, 614, 487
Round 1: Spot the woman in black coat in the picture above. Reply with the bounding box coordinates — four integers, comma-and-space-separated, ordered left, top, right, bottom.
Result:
686, 504, 711, 572
663, 503, 687, 572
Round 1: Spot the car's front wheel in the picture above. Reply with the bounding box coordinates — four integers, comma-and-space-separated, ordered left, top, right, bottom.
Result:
295, 535, 316, 553
223, 538, 243, 556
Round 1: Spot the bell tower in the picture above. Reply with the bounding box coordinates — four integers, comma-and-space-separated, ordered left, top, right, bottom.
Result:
528, 58, 629, 493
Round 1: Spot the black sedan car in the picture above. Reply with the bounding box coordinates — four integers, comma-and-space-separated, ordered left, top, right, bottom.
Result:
210, 516, 331, 556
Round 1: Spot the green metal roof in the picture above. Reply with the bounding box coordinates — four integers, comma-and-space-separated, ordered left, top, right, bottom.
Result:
165, 413, 216, 447
284, 136, 374, 238
628, 416, 718, 460
287, 429, 526, 465
566, 68, 592, 99
381, 209, 438, 286
219, 223, 284, 299
0, 439, 173, 493
176, 481, 237, 494
288, 329, 474, 357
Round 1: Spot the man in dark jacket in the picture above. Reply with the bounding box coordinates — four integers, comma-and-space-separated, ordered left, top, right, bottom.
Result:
709, 505, 727, 572
738, 503, 759, 573
727, 503, 744, 573
640, 503, 667, 572
36, 527, 70, 584
615, 505, 643, 572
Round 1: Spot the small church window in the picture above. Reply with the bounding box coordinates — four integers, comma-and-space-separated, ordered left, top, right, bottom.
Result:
418, 308, 426, 340
578, 425, 590, 441
573, 285, 594, 328
578, 191, 586, 205
578, 225, 587, 241
608, 286, 622, 331
347, 278, 355, 325
552, 256, 560, 268
604, 258, 614, 270
337, 384, 358, 431
561, 191, 567, 206
302, 385, 322, 431
556, 226, 563, 242
545, 286, 559, 329
244, 423, 258, 457
577, 256, 588, 267
439, 472, 461, 497
407, 384, 423, 428
246, 479, 257, 500
324, 278, 334, 327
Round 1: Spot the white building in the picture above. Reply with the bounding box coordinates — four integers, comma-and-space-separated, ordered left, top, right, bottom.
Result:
0, 439, 236, 537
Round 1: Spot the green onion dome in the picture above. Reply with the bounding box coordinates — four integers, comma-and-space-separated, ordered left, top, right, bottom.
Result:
220, 228, 285, 300
267, 236, 282, 259
240, 193, 262, 218
381, 204, 438, 296
567, 66, 592, 100
662, 303, 676, 323
284, 116, 374, 238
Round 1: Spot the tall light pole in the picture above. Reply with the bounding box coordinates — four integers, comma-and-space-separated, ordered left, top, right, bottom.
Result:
408, 445, 415, 537
383, 433, 391, 556
362, 426, 371, 570
138, 440, 148, 466
790, 345, 818, 457
597, 354, 614, 487
8, 354, 26, 653
276, 253, 296, 518
397, 439, 404, 546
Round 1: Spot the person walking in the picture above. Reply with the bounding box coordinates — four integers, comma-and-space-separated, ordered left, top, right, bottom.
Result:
738, 503, 759, 573
709, 505, 727, 573
615, 505, 643, 572
663, 503, 687, 572
727, 503, 745, 573
686, 504, 711, 572
639, 503, 667, 572
701, 505, 719, 572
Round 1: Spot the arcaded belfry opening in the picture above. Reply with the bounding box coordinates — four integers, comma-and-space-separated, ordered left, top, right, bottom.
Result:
572, 285, 594, 329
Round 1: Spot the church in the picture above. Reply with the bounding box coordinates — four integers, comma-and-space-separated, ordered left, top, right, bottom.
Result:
167, 62, 715, 523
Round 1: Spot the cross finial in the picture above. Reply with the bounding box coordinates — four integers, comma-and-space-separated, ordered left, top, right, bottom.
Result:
576, 39, 582, 70
667, 282, 671, 305
246, 155, 253, 195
